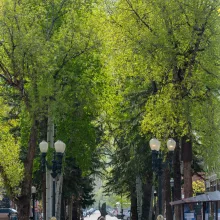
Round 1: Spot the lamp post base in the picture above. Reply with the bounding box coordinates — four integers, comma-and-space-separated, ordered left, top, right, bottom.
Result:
52, 178, 56, 217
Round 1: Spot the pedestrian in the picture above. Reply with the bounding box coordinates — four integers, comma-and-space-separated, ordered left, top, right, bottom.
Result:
156, 215, 164, 220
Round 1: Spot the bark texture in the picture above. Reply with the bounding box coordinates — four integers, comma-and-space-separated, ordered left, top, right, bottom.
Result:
163, 167, 172, 220
42, 172, 46, 220
16, 119, 38, 220
142, 176, 152, 220
182, 136, 193, 199
72, 198, 80, 220
183, 161, 192, 198
131, 189, 138, 220
68, 197, 73, 220
173, 140, 182, 219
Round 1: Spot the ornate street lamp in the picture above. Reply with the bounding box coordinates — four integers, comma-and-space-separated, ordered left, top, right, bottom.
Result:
39, 140, 66, 218
170, 178, 174, 215
31, 186, 36, 220
149, 138, 176, 215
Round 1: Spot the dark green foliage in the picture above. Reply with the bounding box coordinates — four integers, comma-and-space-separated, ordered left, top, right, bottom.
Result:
63, 157, 95, 207
81, 177, 95, 208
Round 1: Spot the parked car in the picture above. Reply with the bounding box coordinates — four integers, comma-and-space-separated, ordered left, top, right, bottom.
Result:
0, 208, 17, 220
87, 208, 95, 216
123, 209, 130, 220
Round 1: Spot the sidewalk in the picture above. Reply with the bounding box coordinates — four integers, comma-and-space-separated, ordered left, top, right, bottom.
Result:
84, 210, 118, 220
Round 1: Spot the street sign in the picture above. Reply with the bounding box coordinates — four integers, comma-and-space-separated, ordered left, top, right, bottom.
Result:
184, 212, 195, 220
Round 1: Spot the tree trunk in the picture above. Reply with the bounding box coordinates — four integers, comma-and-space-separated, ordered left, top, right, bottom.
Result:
61, 198, 66, 220
131, 189, 138, 220
148, 185, 155, 220
16, 119, 38, 220
46, 116, 54, 220
77, 201, 81, 220
182, 136, 193, 199
183, 161, 192, 198
142, 175, 152, 220
136, 175, 142, 220
72, 197, 80, 220
163, 167, 172, 220
68, 197, 73, 220
173, 139, 181, 219
42, 172, 46, 220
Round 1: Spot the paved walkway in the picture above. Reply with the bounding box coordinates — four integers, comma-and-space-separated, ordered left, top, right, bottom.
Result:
84, 210, 118, 220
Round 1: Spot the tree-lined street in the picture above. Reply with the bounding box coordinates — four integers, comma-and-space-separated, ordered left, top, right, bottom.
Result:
0, 0, 219, 220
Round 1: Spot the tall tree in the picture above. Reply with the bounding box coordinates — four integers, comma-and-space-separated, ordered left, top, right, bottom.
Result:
0, 0, 102, 218
96, 0, 220, 218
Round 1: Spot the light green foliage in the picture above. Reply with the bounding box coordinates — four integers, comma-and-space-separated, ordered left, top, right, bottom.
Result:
100, 0, 220, 166
85, 1, 220, 206
0, 0, 104, 203
0, 97, 23, 194
0, 0, 219, 209
0, 0, 100, 113
192, 180, 205, 196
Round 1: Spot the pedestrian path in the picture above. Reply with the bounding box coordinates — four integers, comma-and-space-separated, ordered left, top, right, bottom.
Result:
84, 210, 118, 220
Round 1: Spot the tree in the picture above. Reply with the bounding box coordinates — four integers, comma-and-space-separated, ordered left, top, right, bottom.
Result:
0, 96, 23, 196
96, 0, 220, 219
0, 0, 102, 218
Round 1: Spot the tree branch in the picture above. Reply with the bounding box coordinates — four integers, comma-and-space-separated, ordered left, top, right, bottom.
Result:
125, 0, 154, 33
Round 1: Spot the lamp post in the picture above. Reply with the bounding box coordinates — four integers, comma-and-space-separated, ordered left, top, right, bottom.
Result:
153, 190, 157, 219
170, 178, 174, 216
31, 186, 36, 220
170, 178, 174, 200
39, 140, 66, 218
149, 138, 176, 215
